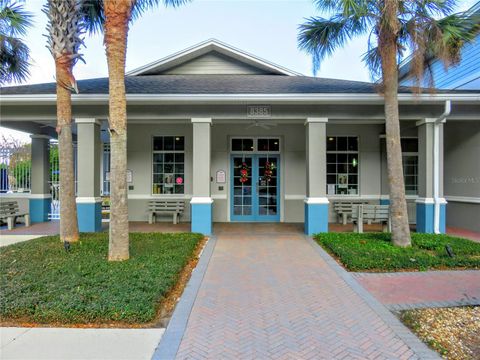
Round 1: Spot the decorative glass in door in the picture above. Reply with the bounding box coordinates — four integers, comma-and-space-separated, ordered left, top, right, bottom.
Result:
231, 155, 280, 222
257, 156, 278, 219
232, 156, 253, 218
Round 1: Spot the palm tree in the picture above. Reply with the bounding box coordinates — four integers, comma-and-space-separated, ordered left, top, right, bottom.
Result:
82, 0, 189, 261
0, 0, 32, 84
44, 0, 85, 243
299, 0, 479, 247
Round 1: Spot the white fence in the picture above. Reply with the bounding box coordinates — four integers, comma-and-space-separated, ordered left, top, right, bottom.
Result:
1, 138, 109, 221
0, 142, 31, 193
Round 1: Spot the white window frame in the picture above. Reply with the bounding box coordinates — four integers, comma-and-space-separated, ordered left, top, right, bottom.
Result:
401, 137, 419, 196
151, 135, 185, 196
230, 136, 281, 154
326, 135, 360, 196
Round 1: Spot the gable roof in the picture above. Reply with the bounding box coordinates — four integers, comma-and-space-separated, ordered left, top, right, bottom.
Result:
126, 39, 302, 76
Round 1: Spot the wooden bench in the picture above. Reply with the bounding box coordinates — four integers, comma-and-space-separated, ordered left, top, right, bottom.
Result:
352, 204, 391, 233
148, 199, 185, 224
333, 201, 370, 225
0, 201, 30, 230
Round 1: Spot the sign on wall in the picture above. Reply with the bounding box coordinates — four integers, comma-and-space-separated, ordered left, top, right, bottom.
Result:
247, 105, 271, 118
216, 170, 226, 184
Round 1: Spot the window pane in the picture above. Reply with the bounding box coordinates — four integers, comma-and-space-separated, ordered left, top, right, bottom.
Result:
258, 138, 269, 151
153, 153, 163, 163
401, 138, 418, 152
269, 139, 280, 152
327, 154, 336, 163
337, 137, 347, 151
153, 137, 163, 151
174, 136, 184, 151
175, 153, 184, 163
242, 138, 254, 151
232, 139, 242, 151
163, 137, 173, 150
348, 137, 358, 151
327, 137, 336, 151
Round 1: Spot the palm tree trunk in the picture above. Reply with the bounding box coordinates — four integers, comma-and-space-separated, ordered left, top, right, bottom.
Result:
104, 0, 131, 261
56, 56, 79, 242
379, 8, 412, 247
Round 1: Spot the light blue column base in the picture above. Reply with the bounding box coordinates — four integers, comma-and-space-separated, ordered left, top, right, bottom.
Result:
191, 202, 213, 235
77, 202, 102, 232
304, 202, 329, 235
29, 198, 51, 223
416, 201, 446, 234
380, 198, 390, 205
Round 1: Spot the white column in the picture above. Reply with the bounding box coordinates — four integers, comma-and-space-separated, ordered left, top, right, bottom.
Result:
304, 117, 329, 235
29, 135, 51, 222
191, 118, 213, 235
75, 118, 102, 232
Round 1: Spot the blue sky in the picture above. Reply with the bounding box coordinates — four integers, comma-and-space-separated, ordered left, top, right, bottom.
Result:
1, 0, 477, 141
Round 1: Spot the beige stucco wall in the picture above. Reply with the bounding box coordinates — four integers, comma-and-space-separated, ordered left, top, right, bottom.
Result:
444, 121, 480, 232
124, 121, 403, 223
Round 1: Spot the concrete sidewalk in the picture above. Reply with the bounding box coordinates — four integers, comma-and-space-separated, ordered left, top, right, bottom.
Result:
0, 327, 164, 360
0, 234, 42, 247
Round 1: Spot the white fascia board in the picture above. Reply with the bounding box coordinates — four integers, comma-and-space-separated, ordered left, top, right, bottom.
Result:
1, 93, 479, 105
126, 39, 301, 77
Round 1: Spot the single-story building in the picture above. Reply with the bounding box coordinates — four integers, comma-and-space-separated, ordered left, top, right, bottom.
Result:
1, 39, 479, 235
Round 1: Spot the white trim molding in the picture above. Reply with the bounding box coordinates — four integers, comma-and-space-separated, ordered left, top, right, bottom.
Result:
75, 118, 101, 125
304, 197, 329, 204
190, 196, 214, 204
305, 117, 328, 125
29, 194, 52, 199
415, 197, 435, 204
76, 197, 103, 203
191, 118, 212, 124
445, 196, 480, 204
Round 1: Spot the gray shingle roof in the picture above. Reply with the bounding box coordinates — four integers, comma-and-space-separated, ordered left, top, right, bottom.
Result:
1, 75, 475, 95
0, 75, 411, 95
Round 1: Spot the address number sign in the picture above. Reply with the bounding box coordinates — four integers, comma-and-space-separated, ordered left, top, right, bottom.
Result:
247, 105, 271, 118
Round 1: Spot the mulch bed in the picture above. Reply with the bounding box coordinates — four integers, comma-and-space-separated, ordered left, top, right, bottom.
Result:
400, 307, 480, 359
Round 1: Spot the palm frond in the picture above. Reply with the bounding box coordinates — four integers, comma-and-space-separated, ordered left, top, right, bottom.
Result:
82, 0, 192, 34
0, 0, 32, 84
298, 14, 368, 74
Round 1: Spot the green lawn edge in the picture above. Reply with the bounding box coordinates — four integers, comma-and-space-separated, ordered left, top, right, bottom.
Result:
0, 232, 204, 325
314, 232, 480, 272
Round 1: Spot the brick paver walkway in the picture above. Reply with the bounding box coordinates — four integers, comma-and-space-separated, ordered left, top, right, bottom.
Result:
355, 270, 480, 310
174, 232, 437, 359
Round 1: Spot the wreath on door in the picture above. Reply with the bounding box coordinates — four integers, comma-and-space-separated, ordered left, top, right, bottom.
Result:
239, 162, 249, 183
263, 161, 275, 183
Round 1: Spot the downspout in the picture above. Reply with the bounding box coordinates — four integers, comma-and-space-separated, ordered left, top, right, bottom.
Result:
433, 100, 451, 233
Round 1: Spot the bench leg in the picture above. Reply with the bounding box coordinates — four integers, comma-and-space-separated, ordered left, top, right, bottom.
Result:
173, 213, 178, 225
358, 221, 364, 233
24, 214, 31, 227
342, 213, 347, 225
7, 217, 14, 230
148, 213, 153, 224
382, 221, 388, 233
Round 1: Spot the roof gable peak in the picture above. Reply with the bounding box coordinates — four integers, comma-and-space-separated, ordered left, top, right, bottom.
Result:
127, 39, 302, 76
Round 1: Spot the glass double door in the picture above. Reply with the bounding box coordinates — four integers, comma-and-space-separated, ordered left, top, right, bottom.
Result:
231, 154, 280, 222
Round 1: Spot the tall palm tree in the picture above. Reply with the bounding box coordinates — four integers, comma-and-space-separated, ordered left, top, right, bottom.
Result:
44, 0, 85, 243
0, 0, 32, 84
299, 0, 479, 247
83, 0, 189, 261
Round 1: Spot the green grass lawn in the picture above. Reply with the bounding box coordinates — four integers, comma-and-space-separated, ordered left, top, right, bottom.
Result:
0, 232, 203, 325
315, 232, 480, 272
